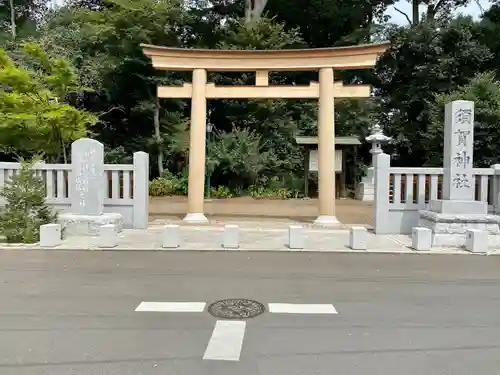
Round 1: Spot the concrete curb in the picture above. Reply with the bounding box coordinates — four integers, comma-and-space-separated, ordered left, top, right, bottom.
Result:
0, 245, 498, 255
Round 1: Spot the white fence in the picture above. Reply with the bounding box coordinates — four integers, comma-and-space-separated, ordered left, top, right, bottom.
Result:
0, 152, 149, 229
373, 153, 500, 234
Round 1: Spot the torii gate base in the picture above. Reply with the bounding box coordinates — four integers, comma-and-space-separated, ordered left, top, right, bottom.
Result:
142, 43, 389, 225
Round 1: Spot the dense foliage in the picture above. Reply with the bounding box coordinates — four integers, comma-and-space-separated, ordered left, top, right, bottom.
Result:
0, 158, 57, 243
2, 0, 500, 197
0, 43, 97, 161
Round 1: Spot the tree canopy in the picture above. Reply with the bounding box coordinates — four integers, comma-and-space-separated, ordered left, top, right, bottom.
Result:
0, 43, 96, 161
2, 0, 500, 196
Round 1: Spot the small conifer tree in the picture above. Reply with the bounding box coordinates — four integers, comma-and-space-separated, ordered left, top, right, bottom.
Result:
0, 159, 57, 243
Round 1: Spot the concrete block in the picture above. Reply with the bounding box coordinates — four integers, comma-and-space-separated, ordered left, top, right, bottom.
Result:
411, 227, 432, 251
349, 226, 367, 250
223, 225, 239, 249
288, 225, 304, 249
465, 229, 488, 253
40, 224, 61, 247
162, 224, 180, 248
98, 224, 117, 248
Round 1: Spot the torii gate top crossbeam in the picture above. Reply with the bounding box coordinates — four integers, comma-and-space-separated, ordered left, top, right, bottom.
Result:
141, 42, 390, 71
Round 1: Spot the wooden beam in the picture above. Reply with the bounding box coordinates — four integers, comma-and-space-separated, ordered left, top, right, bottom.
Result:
157, 82, 371, 99
256, 70, 269, 86
158, 83, 193, 98
142, 42, 390, 72
206, 83, 319, 98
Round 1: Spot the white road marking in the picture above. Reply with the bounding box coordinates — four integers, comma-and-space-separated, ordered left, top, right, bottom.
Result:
268, 303, 338, 314
203, 320, 246, 361
135, 302, 206, 312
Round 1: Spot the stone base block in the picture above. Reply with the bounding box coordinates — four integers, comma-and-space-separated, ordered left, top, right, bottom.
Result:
58, 213, 123, 237
313, 215, 341, 228
288, 225, 304, 249
162, 224, 180, 248
411, 227, 432, 251
419, 210, 500, 247
223, 225, 239, 249
183, 212, 208, 224
98, 224, 118, 248
429, 200, 488, 215
40, 224, 62, 247
465, 229, 488, 253
349, 226, 367, 250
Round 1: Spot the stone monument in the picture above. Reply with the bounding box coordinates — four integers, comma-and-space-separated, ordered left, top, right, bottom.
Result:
419, 100, 500, 246
356, 123, 391, 201
58, 138, 123, 236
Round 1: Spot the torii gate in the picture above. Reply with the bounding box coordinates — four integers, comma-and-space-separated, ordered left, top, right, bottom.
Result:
142, 42, 389, 225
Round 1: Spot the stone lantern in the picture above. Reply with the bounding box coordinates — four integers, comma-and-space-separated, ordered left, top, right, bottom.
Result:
356, 123, 392, 201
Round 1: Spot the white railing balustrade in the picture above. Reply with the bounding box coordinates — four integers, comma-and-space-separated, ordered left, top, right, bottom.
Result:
374, 153, 498, 234
0, 151, 149, 229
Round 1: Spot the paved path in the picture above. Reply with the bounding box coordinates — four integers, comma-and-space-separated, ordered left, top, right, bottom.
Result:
0, 251, 499, 374
14, 223, 499, 253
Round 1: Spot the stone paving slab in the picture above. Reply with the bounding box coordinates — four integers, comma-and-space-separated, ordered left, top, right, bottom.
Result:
2, 226, 499, 255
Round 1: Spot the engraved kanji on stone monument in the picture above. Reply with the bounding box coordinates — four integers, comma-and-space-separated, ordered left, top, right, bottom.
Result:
442, 101, 474, 201
71, 138, 105, 215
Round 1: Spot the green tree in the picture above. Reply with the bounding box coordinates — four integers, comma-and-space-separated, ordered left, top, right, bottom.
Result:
207, 127, 276, 188
0, 157, 57, 243
37, 0, 190, 174
374, 16, 492, 166
0, 43, 97, 161
424, 72, 500, 167
477, 4, 500, 76
207, 18, 310, 186
0, 0, 47, 41
206, 0, 396, 48
392, 0, 472, 26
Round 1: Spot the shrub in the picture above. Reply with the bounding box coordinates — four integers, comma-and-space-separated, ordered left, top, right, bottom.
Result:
149, 177, 175, 197
161, 170, 189, 195
231, 186, 246, 197
248, 185, 293, 199
210, 185, 233, 198
248, 176, 303, 199
0, 159, 57, 243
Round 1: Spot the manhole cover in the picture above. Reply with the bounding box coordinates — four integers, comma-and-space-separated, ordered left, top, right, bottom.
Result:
207, 298, 265, 319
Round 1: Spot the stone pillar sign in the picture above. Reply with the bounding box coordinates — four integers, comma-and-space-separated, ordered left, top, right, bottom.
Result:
58, 138, 123, 236
71, 138, 104, 215
419, 100, 500, 247
442, 101, 474, 201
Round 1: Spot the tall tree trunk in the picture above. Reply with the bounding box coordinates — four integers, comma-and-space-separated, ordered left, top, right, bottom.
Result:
426, 5, 435, 21
412, 0, 420, 25
153, 103, 163, 175
244, 0, 268, 24
9, 0, 16, 40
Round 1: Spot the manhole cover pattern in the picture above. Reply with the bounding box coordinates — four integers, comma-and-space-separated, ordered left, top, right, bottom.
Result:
207, 298, 265, 319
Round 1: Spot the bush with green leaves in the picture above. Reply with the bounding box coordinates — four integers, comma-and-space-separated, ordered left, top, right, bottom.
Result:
160, 170, 189, 195
248, 176, 303, 199
207, 127, 275, 190
149, 170, 189, 197
0, 159, 57, 243
149, 177, 176, 197
210, 186, 233, 199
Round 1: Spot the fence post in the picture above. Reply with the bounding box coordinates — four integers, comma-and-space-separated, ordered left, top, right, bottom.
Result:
373, 152, 391, 234
133, 152, 149, 229
492, 164, 500, 214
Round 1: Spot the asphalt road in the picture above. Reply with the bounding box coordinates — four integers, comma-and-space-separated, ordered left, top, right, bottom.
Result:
0, 250, 499, 375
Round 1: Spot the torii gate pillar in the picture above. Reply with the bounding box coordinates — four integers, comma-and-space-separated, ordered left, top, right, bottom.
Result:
184, 68, 208, 223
